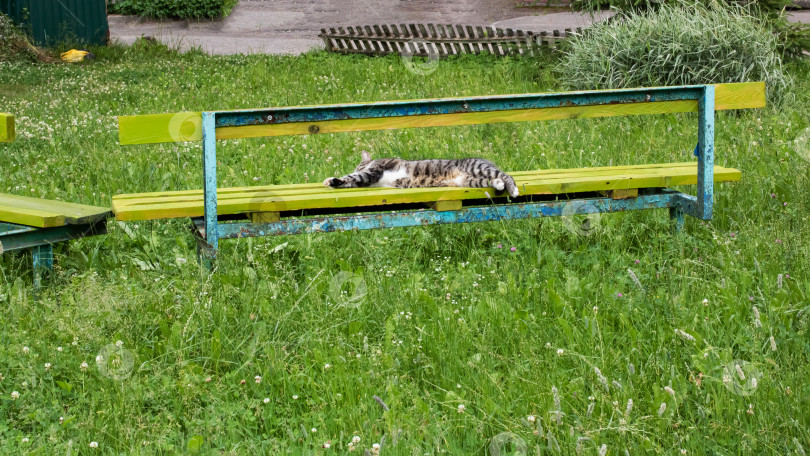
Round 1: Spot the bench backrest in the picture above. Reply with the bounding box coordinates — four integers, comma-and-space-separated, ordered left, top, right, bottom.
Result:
118, 82, 764, 145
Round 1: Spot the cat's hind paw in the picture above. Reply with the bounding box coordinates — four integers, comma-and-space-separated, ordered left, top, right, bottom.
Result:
491, 179, 505, 192
323, 177, 341, 188
509, 188, 519, 198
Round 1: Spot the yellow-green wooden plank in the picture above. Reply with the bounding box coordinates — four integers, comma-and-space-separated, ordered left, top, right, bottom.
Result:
0, 193, 110, 226
112, 163, 706, 202
112, 163, 735, 209
0, 204, 65, 228
0, 114, 15, 143
113, 165, 740, 221
117, 82, 765, 145
113, 163, 709, 208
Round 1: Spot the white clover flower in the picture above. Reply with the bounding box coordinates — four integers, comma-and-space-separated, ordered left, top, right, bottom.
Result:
80, 362, 88, 372
22, 346, 29, 354
44, 363, 52, 370
11, 391, 20, 400
323, 442, 331, 449
373, 443, 380, 450
22, 438, 29, 443
115, 340, 123, 347
57, 347, 63, 352
263, 398, 270, 404
89, 441, 98, 448
254, 375, 262, 384
95, 355, 103, 363
598, 444, 607, 456
735, 364, 746, 381
556, 349, 564, 356
457, 404, 466, 413
527, 415, 536, 423
352, 435, 361, 444
324, 363, 331, 370
674, 329, 696, 342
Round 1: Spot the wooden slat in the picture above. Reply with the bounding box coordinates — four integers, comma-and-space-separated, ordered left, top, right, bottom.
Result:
0, 113, 15, 143
117, 82, 766, 145
430, 200, 463, 211
0, 193, 110, 228
0, 204, 65, 228
112, 163, 715, 201
112, 164, 740, 221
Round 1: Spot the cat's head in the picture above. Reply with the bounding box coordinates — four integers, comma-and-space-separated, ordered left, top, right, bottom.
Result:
353, 150, 373, 172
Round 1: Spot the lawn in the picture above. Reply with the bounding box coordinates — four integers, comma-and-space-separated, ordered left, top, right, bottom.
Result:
0, 42, 808, 454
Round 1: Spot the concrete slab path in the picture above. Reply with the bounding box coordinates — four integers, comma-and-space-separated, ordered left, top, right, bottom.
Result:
109, 0, 610, 55
108, 1, 810, 56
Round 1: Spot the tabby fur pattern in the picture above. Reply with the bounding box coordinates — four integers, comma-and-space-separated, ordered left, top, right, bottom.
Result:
324, 151, 519, 198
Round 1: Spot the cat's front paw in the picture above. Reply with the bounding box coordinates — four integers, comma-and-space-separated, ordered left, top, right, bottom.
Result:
323, 177, 342, 188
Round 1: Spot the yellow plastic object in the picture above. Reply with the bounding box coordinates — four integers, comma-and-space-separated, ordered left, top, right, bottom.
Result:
60, 49, 92, 63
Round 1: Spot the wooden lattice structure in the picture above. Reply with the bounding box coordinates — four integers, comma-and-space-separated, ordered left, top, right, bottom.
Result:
318, 24, 581, 57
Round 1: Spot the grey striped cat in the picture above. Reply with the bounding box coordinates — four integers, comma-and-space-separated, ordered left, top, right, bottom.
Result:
324, 151, 519, 198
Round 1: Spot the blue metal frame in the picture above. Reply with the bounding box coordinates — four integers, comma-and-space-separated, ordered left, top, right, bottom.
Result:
0, 219, 107, 288
197, 85, 716, 255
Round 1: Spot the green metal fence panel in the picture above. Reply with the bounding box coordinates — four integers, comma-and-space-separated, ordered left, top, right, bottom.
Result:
1, 0, 108, 46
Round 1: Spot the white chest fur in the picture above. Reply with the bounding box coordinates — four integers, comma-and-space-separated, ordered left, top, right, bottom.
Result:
372, 168, 410, 187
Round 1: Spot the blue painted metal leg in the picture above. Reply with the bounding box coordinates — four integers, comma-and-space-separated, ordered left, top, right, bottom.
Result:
196, 237, 216, 270
669, 206, 685, 233
697, 85, 715, 220
32, 244, 53, 288
202, 112, 219, 258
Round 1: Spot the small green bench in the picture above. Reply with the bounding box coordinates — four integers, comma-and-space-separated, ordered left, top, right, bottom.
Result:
0, 114, 110, 287
113, 83, 764, 262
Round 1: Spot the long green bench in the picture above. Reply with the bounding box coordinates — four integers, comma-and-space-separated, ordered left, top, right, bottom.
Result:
113, 83, 765, 262
0, 114, 110, 287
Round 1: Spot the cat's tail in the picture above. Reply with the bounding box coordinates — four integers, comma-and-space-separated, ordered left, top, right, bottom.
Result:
493, 172, 519, 198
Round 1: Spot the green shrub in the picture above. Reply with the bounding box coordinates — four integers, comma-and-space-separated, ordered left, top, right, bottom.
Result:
559, 4, 792, 104
107, 0, 239, 19
572, 0, 809, 58
0, 13, 51, 62
574, 0, 789, 13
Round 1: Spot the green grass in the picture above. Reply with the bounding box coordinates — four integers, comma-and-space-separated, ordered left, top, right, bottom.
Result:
0, 42, 809, 454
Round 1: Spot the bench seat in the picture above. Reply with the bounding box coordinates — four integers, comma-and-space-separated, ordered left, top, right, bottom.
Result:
0, 193, 111, 228
112, 162, 740, 222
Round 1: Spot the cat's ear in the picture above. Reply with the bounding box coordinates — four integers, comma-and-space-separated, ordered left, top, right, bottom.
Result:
360, 150, 372, 164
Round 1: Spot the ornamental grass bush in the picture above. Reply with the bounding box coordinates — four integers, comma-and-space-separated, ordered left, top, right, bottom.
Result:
571, 0, 810, 59
558, 4, 793, 104
107, 0, 239, 19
